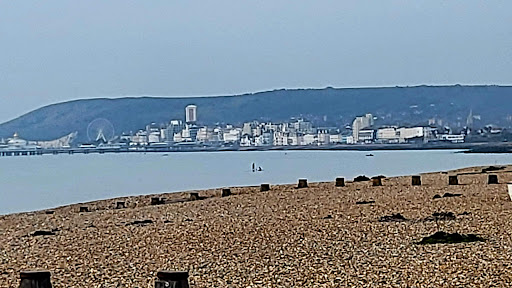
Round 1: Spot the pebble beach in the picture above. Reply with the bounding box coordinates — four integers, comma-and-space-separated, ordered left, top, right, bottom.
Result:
2, 165, 512, 287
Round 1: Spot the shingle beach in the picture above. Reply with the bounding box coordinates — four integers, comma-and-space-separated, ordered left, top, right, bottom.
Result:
2, 165, 512, 287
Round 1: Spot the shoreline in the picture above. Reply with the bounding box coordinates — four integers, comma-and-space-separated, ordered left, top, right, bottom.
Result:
1, 163, 510, 217
1, 142, 512, 157
2, 164, 512, 287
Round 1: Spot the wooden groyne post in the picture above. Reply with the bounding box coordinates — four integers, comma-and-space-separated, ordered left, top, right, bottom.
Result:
221, 188, 231, 197
19, 271, 52, 288
449, 175, 458, 185
297, 179, 308, 188
155, 271, 189, 288
189, 192, 199, 201
151, 197, 165, 205
335, 177, 345, 187
488, 174, 499, 184
412, 176, 421, 186
260, 184, 270, 192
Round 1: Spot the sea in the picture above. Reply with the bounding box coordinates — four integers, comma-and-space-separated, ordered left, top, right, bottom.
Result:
1, 150, 512, 215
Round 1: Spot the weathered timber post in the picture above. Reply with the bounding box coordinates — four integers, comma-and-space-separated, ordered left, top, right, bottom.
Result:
116, 201, 126, 209
19, 271, 52, 288
297, 179, 308, 188
260, 184, 270, 192
221, 188, 231, 197
372, 177, 382, 186
189, 192, 199, 201
79, 206, 89, 213
335, 177, 345, 187
488, 174, 499, 184
412, 176, 421, 186
151, 197, 164, 205
449, 175, 458, 185
155, 271, 190, 288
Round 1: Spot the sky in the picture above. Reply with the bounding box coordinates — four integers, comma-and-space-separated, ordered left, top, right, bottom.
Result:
1, 1, 511, 122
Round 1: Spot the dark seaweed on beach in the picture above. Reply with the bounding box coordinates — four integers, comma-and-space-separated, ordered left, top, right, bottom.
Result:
356, 200, 375, 205
417, 231, 484, 245
379, 213, 407, 222
353, 175, 370, 182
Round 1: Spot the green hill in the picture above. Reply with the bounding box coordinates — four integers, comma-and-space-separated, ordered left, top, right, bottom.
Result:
1, 85, 511, 143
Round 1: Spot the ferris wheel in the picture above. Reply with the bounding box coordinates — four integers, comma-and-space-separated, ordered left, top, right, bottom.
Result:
87, 118, 115, 143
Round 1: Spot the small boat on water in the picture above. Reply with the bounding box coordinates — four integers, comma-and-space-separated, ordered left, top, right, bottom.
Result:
366, 153, 374, 157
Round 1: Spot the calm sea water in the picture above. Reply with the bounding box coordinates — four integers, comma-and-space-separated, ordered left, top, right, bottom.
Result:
1, 150, 511, 214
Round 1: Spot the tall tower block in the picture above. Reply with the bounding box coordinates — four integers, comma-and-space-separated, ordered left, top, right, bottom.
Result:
185, 105, 197, 124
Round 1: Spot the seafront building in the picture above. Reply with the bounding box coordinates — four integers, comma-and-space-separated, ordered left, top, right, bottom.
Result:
1, 104, 477, 151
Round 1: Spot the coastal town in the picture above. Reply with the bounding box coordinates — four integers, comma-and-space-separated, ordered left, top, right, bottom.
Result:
0, 104, 508, 155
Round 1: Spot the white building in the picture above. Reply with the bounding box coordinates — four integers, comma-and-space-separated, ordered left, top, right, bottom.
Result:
358, 129, 375, 143
185, 105, 197, 123
329, 134, 342, 144
377, 127, 399, 143
223, 129, 241, 143
148, 131, 161, 143
397, 127, 424, 143
352, 113, 374, 142
303, 134, 317, 145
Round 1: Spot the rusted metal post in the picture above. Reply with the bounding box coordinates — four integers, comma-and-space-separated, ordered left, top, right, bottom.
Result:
79, 206, 89, 213
372, 177, 382, 186
155, 271, 189, 288
449, 175, 458, 185
260, 184, 270, 192
19, 271, 52, 288
335, 177, 345, 187
221, 188, 231, 197
488, 174, 498, 184
116, 201, 126, 209
412, 176, 421, 186
297, 179, 308, 188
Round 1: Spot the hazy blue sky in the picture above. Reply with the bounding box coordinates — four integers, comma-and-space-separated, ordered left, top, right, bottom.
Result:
1, 1, 511, 122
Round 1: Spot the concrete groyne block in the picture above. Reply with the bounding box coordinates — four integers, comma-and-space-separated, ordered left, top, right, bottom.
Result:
260, 184, 270, 192
449, 175, 458, 185
412, 176, 421, 186
297, 179, 308, 188
19, 271, 52, 288
335, 177, 345, 187
488, 174, 499, 184
155, 271, 189, 288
